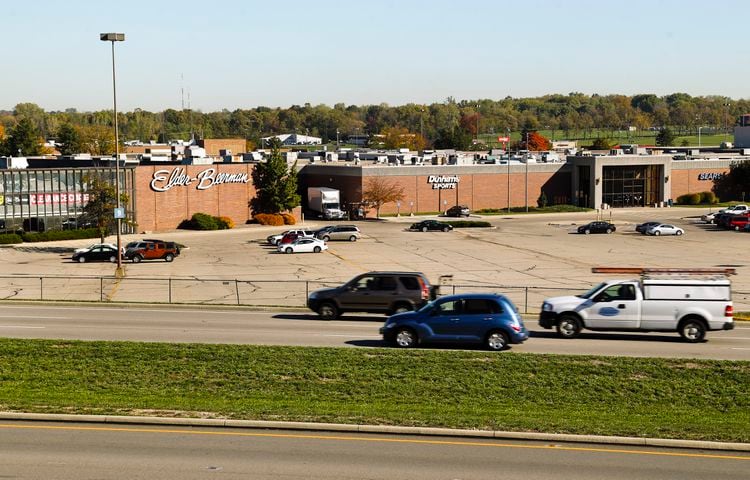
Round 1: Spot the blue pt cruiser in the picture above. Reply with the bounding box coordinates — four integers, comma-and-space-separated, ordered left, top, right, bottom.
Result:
380, 293, 528, 351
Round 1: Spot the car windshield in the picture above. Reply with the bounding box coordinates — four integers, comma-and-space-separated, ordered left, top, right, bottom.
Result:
577, 282, 607, 299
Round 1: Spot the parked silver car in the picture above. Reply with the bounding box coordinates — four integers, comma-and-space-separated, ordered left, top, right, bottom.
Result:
316, 225, 361, 242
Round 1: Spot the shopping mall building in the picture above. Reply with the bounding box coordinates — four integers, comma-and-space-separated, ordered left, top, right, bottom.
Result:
0, 152, 746, 233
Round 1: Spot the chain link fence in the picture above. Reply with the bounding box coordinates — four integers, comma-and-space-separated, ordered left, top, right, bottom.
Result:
0, 275, 748, 314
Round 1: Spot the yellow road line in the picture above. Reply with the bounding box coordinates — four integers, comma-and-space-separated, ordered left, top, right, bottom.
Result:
0, 423, 747, 461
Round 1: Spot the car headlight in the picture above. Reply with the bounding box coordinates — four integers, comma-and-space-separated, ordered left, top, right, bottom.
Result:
542, 302, 553, 312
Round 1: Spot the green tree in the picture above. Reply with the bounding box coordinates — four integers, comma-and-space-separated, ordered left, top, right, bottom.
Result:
714, 161, 750, 202
590, 137, 612, 150
250, 138, 300, 214
0, 118, 43, 156
57, 123, 83, 155
82, 173, 129, 243
655, 127, 676, 146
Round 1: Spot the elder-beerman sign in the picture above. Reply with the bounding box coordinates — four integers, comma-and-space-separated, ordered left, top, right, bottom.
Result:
151, 167, 249, 192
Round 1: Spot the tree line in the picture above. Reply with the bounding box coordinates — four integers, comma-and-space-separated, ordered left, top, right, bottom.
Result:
1, 93, 748, 155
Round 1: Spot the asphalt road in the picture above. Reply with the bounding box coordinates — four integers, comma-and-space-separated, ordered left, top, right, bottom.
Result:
0, 304, 748, 360
0, 421, 747, 480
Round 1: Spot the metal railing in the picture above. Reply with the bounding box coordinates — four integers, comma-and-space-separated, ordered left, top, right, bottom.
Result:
0, 275, 748, 314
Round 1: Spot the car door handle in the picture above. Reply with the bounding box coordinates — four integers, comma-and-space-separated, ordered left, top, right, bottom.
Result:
483, 317, 493, 321
618, 304, 626, 309
450, 318, 460, 323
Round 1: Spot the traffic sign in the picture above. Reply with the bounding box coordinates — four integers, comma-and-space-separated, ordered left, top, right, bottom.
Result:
497, 136, 510, 142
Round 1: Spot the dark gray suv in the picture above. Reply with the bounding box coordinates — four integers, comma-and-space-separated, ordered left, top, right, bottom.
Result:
307, 272, 435, 319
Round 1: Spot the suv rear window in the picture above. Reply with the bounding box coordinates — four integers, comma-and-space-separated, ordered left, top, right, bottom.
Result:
374, 276, 397, 291
399, 276, 420, 290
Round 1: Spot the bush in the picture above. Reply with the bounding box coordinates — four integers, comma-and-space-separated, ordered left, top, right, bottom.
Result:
445, 221, 492, 228
21, 228, 101, 243
216, 216, 235, 230
280, 213, 296, 225
254, 213, 285, 226
676, 193, 701, 205
699, 191, 718, 204
0, 233, 23, 244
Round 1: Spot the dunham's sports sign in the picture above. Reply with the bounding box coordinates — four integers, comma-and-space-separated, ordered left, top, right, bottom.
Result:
150, 167, 249, 192
427, 175, 460, 189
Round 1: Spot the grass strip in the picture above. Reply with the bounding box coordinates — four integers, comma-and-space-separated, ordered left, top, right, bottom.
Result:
0, 339, 747, 442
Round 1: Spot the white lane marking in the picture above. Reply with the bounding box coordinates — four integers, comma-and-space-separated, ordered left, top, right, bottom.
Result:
0, 326, 45, 329
317, 334, 380, 338
0, 315, 66, 319
731, 348, 750, 350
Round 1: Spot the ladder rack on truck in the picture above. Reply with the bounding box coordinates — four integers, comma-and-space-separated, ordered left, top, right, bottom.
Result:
591, 267, 736, 277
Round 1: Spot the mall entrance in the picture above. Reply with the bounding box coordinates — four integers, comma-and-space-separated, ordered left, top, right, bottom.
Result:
601, 165, 661, 208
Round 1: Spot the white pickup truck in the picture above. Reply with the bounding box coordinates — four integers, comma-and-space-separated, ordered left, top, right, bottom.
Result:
539, 276, 734, 342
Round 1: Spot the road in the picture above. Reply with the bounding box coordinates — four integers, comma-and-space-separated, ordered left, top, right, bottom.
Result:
0, 304, 748, 360
0, 421, 747, 479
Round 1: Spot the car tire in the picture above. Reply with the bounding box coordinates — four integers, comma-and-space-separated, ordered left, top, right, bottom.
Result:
391, 303, 412, 315
349, 235, 357, 242
78, 256, 87, 263
584, 229, 591, 235
313, 246, 321, 253
679, 318, 707, 343
606, 228, 612, 234
393, 327, 417, 348
164, 253, 174, 262
677, 230, 683, 235
285, 247, 293, 254
322, 235, 330, 242
734, 226, 740, 231
109, 256, 117, 263
556, 314, 582, 339
132, 255, 142, 263
442, 226, 449, 232
318, 302, 339, 320
485, 330, 509, 351
421, 226, 428, 232
654, 230, 661, 236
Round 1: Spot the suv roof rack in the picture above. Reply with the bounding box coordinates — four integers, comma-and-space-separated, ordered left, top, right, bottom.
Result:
592, 267, 736, 276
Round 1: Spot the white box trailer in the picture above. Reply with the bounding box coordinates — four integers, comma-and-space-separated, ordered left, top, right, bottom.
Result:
307, 187, 345, 220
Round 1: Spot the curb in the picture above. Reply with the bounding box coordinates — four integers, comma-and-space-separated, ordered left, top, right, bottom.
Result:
0, 413, 746, 452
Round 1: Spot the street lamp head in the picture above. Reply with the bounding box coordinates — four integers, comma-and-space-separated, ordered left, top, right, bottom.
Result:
100, 33, 125, 42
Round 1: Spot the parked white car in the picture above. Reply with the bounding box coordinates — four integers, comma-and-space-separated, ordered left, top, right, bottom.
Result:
701, 212, 717, 223
278, 237, 328, 254
646, 224, 684, 236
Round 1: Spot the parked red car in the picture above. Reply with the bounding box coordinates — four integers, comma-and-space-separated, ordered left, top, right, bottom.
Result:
278, 232, 301, 245
728, 214, 750, 231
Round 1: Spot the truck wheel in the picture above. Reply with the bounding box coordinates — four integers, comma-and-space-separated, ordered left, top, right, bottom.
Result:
164, 253, 174, 262
556, 315, 582, 339
393, 327, 417, 348
485, 330, 509, 351
679, 318, 707, 343
132, 255, 142, 263
318, 302, 339, 320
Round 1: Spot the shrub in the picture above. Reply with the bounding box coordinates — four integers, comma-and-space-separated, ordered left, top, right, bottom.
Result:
699, 191, 718, 204
445, 221, 492, 228
21, 228, 100, 243
0, 233, 23, 244
185, 213, 219, 230
280, 213, 296, 225
254, 213, 285, 226
216, 216, 235, 230
676, 193, 701, 205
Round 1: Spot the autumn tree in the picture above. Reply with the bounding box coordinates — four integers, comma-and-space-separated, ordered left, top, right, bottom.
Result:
83, 173, 130, 243
362, 177, 405, 218
523, 131, 551, 151
250, 137, 300, 214
590, 137, 613, 150
379, 126, 427, 151
80, 125, 115, 155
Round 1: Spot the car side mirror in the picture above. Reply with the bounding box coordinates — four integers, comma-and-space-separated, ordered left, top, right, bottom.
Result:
593, 294, 608, 303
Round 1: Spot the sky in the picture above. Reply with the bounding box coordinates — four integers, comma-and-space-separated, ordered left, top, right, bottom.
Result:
1, 0, 748, 112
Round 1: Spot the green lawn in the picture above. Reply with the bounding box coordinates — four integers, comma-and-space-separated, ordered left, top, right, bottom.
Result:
1, 339, 747, 442
478, 130, 734, 149
476, 205, 591, 215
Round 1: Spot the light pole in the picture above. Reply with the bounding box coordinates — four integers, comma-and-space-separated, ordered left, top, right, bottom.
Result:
506, 128, 511, 213
525, 131, 530, 212
100, 32, 125, 276
698, 126, 704, 148
475, 104, 480, 142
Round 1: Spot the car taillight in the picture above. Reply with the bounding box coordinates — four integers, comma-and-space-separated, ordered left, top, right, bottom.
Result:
419, 278, 429, 300
510, 324, 522, 333
725, 305, 733, 317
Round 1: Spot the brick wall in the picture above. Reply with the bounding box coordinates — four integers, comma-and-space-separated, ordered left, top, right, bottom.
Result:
671, 167, 729, 199
134, 164, 256, 232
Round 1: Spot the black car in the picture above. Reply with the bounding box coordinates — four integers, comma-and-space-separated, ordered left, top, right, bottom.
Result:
577, 221, 616, 234
72, 245, 121, 263
410, 220, 453, 232
635, 221, 661, 234
62, 216, 97, 230
307, 271, 435, 319
445, 205, 471, 217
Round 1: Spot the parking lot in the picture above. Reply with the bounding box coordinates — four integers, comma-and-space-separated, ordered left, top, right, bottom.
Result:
0, 206, 748, 311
